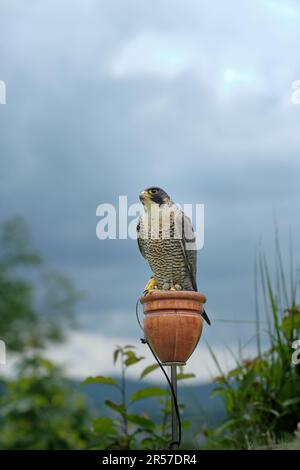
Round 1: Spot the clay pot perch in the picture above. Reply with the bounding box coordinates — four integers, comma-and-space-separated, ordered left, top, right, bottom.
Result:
140, 291, 206, 365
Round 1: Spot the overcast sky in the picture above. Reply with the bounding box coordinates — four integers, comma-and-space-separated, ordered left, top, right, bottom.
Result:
1, 0, 300, 381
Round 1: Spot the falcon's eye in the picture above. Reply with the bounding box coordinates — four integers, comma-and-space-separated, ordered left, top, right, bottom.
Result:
150, 188, 158, 194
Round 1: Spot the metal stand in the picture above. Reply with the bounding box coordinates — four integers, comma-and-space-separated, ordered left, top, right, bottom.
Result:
170, 365, 178, 449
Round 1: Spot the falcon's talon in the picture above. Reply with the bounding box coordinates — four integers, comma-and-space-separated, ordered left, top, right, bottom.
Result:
143, 277, 157, 295
143, 288, 157, 296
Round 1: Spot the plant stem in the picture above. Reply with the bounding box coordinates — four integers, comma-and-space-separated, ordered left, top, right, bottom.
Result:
120, 350, 129, 445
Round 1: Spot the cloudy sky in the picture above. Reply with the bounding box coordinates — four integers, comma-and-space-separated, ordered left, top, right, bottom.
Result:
1, 0, 300, 381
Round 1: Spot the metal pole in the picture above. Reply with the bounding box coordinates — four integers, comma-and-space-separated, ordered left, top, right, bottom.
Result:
170, 364, 178, 449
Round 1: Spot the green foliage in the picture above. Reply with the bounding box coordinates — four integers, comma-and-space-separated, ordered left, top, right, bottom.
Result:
82, 376, 118, 386
0, 355, 91, 449
205, 235, 300, 449
140, 364, 160, 379
0, 217, 81, 351
0, 216, 41, 268
82, 345, 195, 450
0, 216, 92, 450
130, 387, 168, 402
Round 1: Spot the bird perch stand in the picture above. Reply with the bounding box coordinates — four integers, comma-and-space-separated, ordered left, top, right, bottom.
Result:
140, 290, 206, 448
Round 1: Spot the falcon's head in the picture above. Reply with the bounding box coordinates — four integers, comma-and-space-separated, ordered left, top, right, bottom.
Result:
139, 187, 171, 209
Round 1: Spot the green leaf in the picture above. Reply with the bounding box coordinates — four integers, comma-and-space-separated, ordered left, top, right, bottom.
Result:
92, 417, 116, 434
213, 419, 238, 436
177, 373, 195, 381
282, 309, 300, 339
141, 437, 155, 447
105, 400, 125, 415
140, 364, 160, 379
254, 403, 280, 417
181, 420, 192, 429
282, 397, 300, 408
210, 386, 227, 398
127, 413, 154, 430
113, 348, 120, 364
227, 367, 243, 379
124, 350, 145, 367
130, 387, 168, 402
81, 376, 118, 386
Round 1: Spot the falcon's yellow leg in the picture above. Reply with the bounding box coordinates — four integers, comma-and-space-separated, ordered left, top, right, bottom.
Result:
143, 277, 158, 295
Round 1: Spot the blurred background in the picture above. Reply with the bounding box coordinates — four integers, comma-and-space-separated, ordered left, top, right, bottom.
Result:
0, 0, 300, 450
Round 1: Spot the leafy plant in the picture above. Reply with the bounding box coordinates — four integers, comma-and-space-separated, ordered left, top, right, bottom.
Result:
0, 217, 91, 450
82, 345, 194, 450
205, 234, 300, 449
0, 355, 91, 450
0, 217, 81, 352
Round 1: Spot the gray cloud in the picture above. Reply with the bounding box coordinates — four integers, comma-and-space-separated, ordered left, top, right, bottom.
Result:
1, 0, 300, 355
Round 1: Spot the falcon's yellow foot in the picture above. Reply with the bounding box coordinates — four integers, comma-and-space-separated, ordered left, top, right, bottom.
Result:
143, 277, 158, 295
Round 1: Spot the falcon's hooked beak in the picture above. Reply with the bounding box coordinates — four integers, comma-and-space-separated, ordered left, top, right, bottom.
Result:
139, 190, 153, 211
139, 190, 149, 203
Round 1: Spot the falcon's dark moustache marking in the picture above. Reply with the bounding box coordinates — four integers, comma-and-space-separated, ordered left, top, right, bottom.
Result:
151, 193, 166, 205
144, 187, 170, 206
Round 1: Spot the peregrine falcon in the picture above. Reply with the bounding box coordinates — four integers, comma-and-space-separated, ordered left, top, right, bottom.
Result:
137, 186, 198, 292
137, 187, 210, 324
